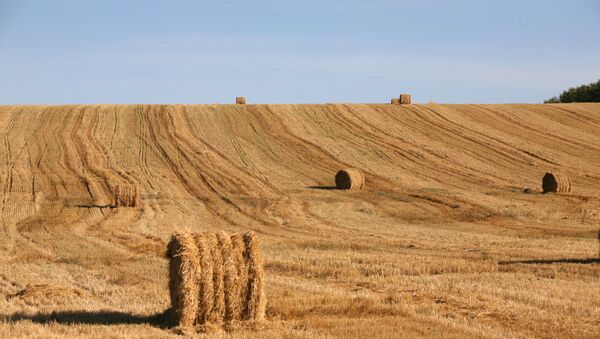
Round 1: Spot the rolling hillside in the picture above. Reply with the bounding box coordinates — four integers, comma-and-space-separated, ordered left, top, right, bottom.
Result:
0, 103, 599, 337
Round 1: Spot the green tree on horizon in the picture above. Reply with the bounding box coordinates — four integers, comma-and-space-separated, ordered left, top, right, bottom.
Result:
545, 79, 600, 103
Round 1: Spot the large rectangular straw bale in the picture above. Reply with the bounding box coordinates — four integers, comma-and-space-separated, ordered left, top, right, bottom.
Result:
167, 230, 266, 329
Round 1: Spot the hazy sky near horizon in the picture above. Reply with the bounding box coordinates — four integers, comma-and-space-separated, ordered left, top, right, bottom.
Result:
1, 0, 599, 104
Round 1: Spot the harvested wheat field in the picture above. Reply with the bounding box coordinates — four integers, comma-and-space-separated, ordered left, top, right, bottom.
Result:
0, 103, 599, 338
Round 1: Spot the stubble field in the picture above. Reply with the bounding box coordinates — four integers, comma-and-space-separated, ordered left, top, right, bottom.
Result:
0, 103, 598, 338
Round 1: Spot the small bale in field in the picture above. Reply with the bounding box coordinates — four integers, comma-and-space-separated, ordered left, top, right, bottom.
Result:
167, 231, 201, 328
335, 168, 365, 190
114, 184, 140, 207
399, 94, 411, 104
542, 172, 571, 193
390, 98, 400, 105
236, 97, 246, 105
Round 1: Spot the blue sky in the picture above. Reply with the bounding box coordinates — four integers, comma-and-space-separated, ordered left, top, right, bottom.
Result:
1, 0, 599, 104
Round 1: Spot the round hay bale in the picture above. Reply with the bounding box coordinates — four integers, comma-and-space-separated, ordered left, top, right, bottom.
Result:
236, 97, 246, 105
335, 169, 365, 190
399, 94, 411, 104
390, 98, 400, 105
167, 231, 201, 328
542, 172, 571, 193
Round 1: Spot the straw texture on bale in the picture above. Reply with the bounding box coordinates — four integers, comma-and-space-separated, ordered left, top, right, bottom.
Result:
230, 233, 248, 320
236, 97, 246, 105
114, 185, 140, 207
167, 230, 266, 328
194, 233, 214, 324
399, 94, 411, 104
335, 168, 365, 190
242, 232, 266, 321
206, 233, 225, 323
391, 98, 400, 105
167, 232, 201, 328
542, 172, 571, 193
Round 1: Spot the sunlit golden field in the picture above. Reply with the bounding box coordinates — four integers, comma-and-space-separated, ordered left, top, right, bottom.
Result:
0, 103, 599, 338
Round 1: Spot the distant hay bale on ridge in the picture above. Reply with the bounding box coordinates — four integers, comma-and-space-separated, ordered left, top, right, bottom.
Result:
114, 184, 140, 207
236, 97, 246, 105
390, 98, 400, 105
335, 168, 365, 190
399, 94, 411, 104
167, 230, 266, 329
542, 172, 571, 193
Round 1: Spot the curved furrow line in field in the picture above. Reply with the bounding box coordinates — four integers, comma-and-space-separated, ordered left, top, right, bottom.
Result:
481, 104, 600, 190
0, 107, 23, 196
49, 106, 93, 201
465, 105, 600, 191
245, 105, 358, 184
267, 105, 490, 218
423, 105, 548, 185
89, 105, 136, 187
155, 106, 362, 239
346, 104, 520, 188
215, 106, 277, 189
135, 105, 158, 191
405, 105, 540, 185
182, 104, 433, 237
517, 104, 600, 151
474, 105, 600, 157
272, 104, 408, 186
296, 104, 496, 193
71, 106, 124, 205
158, 106, 303, 236
313, 104, 402, 168
0, 107, 23, 254
439, 105, 568, 174
143, 106, 260, 230
539, 104, 600, 134
179, 105, 280, 193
